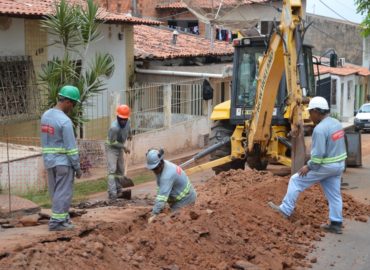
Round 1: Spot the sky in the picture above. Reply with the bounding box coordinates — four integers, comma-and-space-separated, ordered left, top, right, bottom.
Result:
306, 0, 365, 24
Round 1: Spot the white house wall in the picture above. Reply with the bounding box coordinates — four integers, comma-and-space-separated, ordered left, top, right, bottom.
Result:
47, 24, 127, 119
333, 75, 356, 121
0, 18, 25, 56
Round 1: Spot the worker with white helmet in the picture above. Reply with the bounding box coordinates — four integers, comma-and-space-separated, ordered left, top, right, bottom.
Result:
269, 96, 347, 234
146, 148, 197, 223
105, 104, 132, 200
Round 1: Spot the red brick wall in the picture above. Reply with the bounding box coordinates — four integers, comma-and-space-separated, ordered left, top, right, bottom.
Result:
96, 0, 132, 13
136, 0, 159, 18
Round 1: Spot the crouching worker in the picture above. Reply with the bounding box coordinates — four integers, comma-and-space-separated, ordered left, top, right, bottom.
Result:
146, 149, 197, 223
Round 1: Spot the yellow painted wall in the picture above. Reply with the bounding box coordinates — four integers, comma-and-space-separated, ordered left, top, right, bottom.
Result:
0, 119, 40, 138
124, 24, 135, 88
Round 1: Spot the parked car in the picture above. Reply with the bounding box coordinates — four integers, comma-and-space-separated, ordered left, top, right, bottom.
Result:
354, 103, 370, 132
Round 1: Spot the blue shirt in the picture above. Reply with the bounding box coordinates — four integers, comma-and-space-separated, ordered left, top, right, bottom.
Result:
40, 108, 80, 170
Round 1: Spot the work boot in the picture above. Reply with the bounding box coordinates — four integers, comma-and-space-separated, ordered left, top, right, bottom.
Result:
49, 222, 75, 231
320, 221, 343, 234
268, 201, 289, 219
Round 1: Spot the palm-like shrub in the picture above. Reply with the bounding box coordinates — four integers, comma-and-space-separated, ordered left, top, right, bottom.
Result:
39, 0, 114, 133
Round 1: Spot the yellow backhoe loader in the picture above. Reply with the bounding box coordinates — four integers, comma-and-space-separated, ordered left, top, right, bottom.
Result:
181, 0, 317, 175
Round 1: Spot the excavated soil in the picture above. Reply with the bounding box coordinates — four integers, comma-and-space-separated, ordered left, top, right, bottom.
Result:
1, 169, 369, 270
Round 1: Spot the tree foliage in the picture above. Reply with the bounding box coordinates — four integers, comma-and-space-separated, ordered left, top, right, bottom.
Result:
355, 0, 370, 37
39, 0, 114, 132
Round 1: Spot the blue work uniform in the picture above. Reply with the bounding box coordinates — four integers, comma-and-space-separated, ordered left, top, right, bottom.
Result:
153, 160, 197, 215
279, 116, 347, 222
105, 120, 131, 199
40, 108, 80, 228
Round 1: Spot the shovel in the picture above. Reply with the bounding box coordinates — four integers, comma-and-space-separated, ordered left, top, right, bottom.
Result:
120, 138, 134, 188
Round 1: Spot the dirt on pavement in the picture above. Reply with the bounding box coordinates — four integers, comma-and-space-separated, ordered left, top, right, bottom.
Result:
0, 169, 369, 270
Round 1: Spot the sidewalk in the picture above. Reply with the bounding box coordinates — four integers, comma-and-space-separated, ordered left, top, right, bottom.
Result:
0, 195, 40, 218
342, 117, 355, 130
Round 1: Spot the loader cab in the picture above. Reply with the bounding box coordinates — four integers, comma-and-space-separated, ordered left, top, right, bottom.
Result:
230, 36, 315, 125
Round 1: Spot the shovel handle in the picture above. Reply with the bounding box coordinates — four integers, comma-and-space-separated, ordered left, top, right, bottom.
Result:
124, 139, 132, 177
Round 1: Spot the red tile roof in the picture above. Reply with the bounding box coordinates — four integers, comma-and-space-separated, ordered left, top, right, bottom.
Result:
134, 25, 234, 60
314, 63, 370, 77
0, 0, 160, 25
156, 0, 269, 9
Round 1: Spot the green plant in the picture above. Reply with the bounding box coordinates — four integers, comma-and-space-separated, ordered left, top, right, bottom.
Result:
330, 112, 340, 120
39, 0, 114, 132
22, 172, 155, 208
355, 0, 370, 37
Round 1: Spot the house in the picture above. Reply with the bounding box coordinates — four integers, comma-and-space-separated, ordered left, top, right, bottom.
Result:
0, 0, 159, 138
133, 24, 234, 106
130, 0, 289, 40
315, 60, 370, 121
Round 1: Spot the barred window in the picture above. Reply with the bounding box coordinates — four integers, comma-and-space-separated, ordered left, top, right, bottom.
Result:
0, 56, 40, 123
331, 79, 337, 105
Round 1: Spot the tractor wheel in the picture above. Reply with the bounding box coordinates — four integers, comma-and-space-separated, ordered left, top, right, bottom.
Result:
209, 120, 246, 174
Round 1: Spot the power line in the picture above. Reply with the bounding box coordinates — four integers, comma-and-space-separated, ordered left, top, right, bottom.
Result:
318, 0, 353, 23
309, 23, 364, 53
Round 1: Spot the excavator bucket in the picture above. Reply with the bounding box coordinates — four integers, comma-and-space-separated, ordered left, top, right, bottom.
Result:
291, 128, 306, 174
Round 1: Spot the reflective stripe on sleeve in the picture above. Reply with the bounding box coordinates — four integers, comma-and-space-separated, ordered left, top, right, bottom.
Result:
156, 195, 168, 202
176, 181, 191, 201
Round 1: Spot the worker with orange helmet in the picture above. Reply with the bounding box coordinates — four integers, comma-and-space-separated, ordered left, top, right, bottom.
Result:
105, 104, 132, 200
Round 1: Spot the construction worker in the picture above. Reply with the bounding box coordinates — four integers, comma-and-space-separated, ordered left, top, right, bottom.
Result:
40, 85, 82, 231
106, 104, 132, 200
146, 148, 197, 223
268, 96, 347, 234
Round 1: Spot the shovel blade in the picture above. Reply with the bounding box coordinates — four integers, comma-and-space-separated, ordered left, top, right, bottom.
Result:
117, 189, 132, 200
291, 129, 306, 175
120, 176, 134, 188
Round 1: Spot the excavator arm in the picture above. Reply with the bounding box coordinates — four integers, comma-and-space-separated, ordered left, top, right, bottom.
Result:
182, 0, 310, 176
246, 0, 307, 173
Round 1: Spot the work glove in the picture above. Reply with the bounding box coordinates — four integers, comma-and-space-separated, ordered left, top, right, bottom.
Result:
123, 146, 131, 154
148, 215, 157, 224
75, 169, 83, 179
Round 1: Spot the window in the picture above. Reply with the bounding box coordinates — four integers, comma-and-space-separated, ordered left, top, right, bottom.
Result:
167, 20, 199, 34
0, 56, 40, 123
235, 48, 263, 107
347, 81, 352, 100
331, 79, 337, 105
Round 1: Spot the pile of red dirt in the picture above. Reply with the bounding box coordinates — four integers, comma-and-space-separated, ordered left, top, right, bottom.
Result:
1, 169, 369, 270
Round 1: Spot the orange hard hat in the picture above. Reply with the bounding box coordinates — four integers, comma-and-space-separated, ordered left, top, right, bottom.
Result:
116, 104, 131, 119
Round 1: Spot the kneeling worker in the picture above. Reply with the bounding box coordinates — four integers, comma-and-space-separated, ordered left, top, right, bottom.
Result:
146, 149, 197, 223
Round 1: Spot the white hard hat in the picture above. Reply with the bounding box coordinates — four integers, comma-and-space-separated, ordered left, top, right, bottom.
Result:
146, 149, 164, 169
307, 96, 329, 110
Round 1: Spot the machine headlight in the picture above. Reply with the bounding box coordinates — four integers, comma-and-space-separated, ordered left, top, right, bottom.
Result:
354, 118, 360, 123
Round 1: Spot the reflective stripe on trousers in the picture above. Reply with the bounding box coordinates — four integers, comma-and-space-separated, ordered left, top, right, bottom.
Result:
47, 165, 74, 226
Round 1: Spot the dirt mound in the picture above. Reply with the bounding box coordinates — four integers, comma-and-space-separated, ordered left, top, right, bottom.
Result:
1, 169, 369, 270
